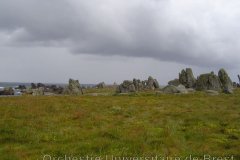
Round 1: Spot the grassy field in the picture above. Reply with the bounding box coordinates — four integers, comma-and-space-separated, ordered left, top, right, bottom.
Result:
0, 89, 240, 159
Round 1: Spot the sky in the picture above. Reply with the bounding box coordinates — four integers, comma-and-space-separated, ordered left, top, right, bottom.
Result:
0, 0, 240, 84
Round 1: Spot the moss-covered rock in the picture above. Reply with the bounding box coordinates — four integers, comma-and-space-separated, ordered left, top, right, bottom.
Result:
168, 79, 181, 86
162, 85, 179, 94
196, 72, 222, 91
162, 84, 188, 94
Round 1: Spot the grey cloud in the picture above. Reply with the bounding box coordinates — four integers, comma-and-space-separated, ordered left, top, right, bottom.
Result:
0, 0, 240, 69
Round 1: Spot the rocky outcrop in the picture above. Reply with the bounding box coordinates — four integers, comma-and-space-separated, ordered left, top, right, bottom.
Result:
175, 68, 234, 94
64, 79, 83, 95
48, 85, 64, 94
196, 72, 222, 91
179, 68, 196, 88
218, 69, 233, 94
116, 80, 136, 93
133, 79, 144, 91
29, 83, 64, 94
168, 79, 181, 86
117, 76, 159, 93
96, 82, 106, 88
0, 87, 14, 95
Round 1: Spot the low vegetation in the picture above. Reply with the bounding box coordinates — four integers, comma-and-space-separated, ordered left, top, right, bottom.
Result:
0, 88, 240, 159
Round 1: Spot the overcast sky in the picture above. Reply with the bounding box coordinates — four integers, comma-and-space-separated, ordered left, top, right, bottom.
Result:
0, 0, 240, 84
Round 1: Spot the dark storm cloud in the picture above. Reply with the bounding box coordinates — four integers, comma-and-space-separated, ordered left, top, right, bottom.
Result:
0, 0, 240, 68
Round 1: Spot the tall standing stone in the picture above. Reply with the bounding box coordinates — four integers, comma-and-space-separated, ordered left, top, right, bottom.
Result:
146, 76, 159, 90
65, 79, 83, 95
218, 69, 233, 93
179, 68, 196, 88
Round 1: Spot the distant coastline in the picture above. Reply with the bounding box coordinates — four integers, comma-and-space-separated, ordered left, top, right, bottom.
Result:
0, 82, 94, 88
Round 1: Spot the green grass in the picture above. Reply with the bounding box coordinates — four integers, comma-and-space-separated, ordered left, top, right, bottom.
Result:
0, 89, 240, 159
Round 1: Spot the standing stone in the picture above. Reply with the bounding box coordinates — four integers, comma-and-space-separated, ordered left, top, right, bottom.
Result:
116, 80, 136, 93
37, 83, 46, 88
24, 87, 33, 95
179, 68, 196, 88
31, 83, 37, 89
96, 82, 106, 88
168, 79, 181, 86
233, 82, 238, 88
146, 76, 159, 90
196, 72, 222, 91
133, 79, 144, 91
238, 75, 240, 84
32, 87, 44, 96
153, 79, 160, 89
49, 85, 64, 94
17, 85, 26, 90
218, 69, 233, 94
128, 84, 136, 92
65, 79, 83, 95
116, 76, 159, 93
